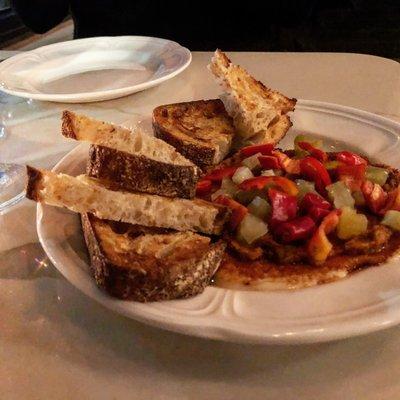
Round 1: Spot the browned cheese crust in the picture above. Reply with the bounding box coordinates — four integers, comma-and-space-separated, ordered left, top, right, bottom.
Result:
87, 144, 200, 199
81, 213, 226, 301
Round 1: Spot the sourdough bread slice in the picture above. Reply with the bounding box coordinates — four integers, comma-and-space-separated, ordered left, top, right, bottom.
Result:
26, 166, 229, 235
152, 99, 235, 168
62, 111, 200, 198
87, 144, 198, 199
82, 213, 226, 301
208, 50, 296, 144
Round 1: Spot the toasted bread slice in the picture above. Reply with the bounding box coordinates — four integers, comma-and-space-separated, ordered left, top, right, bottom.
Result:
82, 213, 226, 301
62, 111, 200, 198
208, 50, 296, 144
152, 99, 235, 168
26, 166, 229, 235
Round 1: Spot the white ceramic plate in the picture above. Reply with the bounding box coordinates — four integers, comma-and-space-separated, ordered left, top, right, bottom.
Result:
0, 36, 191, 103
37, 100, 400, 344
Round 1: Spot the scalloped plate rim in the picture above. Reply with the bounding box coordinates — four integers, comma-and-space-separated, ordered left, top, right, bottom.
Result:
37, 99, 400, 344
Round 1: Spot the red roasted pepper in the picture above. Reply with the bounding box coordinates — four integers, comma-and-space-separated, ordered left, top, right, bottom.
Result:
239, 176, 299, 196
335, 163, 367, 191
300, 193, 331, 223
203, 166, 237, 182
361, 180, 387, 214
308, 206, 331, 223
274, 216, 316, 243
268, 188, 298, 227
214, 195, 248, 229
336, 151, 367, 166
297, 141, 328, 162
196, 179, 213, 196
337, 164, 366, 181
301, 192, 331, 212
272, 150, 301, 174
307, 209, 341, 264
258, 155, 280, 170
240, 143, 274, 157
300, 156, 332, 195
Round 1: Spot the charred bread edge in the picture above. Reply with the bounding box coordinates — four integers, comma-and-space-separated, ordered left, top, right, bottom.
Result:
152, 99, 231, 169
81, 213, 227, 301
26, 165, 43, 202
61, 110, 77, 139
87, 144, 200, 199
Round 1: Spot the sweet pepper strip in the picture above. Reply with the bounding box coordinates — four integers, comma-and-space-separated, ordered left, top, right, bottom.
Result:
380, 187, 400, 215
196, 179, 213, 196
297, 141, 328, 162
258, 155, 281, 170
307, 209, 341, 265
239, 176, 299, 196
361, 180, 387, 214
300, 156, 332, 195
336, 151, 367, 166
335, 163, 367, 191
274, 216, 316, 243
268, 188, 298, 227
307, 206, 331, 223
300, 192, 331, 212
214, 195, 248, 229
240, 143, 274, 157
203, 166, 238, 182
272, 150, 301, 174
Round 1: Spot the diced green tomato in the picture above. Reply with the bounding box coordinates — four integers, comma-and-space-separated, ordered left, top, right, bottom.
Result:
232, 166, 254, 185
324, 161, 341, 170
365, 166, 389, 186
247, 196, 271, 219
211, 189, 226, 201
352, 190, 366, 206
221, 178, 239, 197
261, 169, 275, 177
294, 134, 323, 156
242, 153, 262, 170
294, 150, 309, 159
237, 214, 268, 244
210, 179, 239, 201
382, 210, 400, 231
295, 179, 317, 200
327, 181, 355, 209
337, 206, 368, 240
235, 189, 261, 205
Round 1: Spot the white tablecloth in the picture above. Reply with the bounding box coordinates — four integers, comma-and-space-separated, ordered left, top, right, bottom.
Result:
1, 52, 400, 400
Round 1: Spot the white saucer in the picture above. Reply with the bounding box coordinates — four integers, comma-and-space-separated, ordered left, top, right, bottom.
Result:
37, 100, 400, 344
0, 36, 191, 103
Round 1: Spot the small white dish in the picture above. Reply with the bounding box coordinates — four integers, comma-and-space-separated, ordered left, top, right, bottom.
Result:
37, 100, 400, 344
0, 36, 191, 103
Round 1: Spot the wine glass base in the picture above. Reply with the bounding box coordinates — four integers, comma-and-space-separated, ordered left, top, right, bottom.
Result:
0, 163, 26, 212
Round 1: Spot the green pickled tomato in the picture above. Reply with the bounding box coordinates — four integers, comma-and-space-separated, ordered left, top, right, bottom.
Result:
382, 210, 400, 231
365, 166, 389, 186
337, 206, 368, 240
327, 181, 355, 209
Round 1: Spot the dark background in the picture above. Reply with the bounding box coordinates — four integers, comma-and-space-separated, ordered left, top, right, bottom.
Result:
2, 0, 400, 59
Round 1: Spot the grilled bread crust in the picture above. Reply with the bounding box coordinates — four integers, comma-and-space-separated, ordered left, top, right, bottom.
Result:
87, 144, 199, 198
209, 49, 296, 144
62, 110, 200, 198
152, 99, 235, 168
81, 213, 226, 301
25, 166, 229, 235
